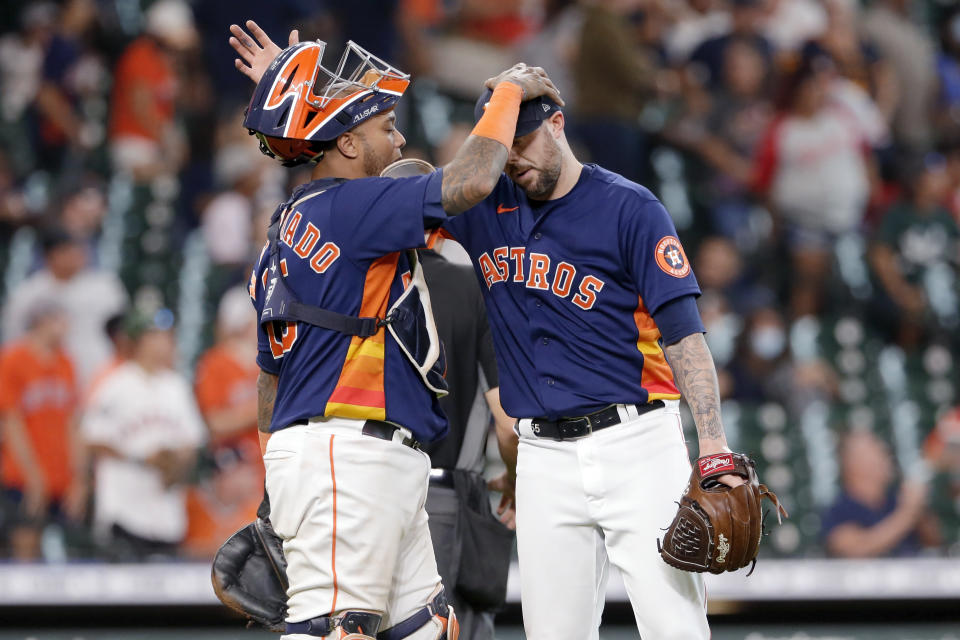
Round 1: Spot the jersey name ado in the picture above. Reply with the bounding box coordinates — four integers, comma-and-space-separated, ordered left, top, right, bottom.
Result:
250, 174, 448, 443
442, 164, 701, 420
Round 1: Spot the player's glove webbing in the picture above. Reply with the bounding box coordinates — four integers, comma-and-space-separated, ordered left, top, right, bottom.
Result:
211, 517, 288, 631
658, 452, 787, 575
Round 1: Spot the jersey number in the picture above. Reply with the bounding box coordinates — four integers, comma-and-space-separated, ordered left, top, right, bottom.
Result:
267, 321, 298, 359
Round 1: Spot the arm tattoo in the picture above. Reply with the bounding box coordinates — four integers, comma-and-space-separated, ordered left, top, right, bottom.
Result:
441, 136, 508, 214
257, 370, 279, 433
663, 333, 726, 444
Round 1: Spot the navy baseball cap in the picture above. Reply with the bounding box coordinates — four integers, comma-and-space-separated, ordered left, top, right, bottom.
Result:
473, 87, 562, 138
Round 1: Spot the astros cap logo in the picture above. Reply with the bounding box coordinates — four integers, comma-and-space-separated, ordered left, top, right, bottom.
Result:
655, 236, 690, 278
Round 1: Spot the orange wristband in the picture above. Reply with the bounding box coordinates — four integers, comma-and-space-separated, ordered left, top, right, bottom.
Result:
471, 82, 523, 149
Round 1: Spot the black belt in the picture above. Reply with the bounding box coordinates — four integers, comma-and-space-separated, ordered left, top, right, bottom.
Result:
528, 400, 665, 441
289, 419, 421, 449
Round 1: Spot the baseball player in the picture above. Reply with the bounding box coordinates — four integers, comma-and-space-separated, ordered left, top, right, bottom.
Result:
434, 84, 739, 640
232, 30, 560, 640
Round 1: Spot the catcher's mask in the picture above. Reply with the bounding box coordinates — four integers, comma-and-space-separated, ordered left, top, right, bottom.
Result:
243, 40, 410, 166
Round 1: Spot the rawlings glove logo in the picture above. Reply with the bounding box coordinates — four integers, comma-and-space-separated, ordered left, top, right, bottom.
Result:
698, 454, 735, 476
716, 534, 730, 564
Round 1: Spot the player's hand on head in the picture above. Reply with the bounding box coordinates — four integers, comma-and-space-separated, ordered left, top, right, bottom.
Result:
229, 20, 300, 84
484, 64, 565, 107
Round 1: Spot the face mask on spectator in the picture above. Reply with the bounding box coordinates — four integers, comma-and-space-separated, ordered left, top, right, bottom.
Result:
750, 326, 785, 360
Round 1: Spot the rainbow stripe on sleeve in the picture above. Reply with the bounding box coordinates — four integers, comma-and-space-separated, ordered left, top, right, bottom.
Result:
634, 295, 681, 400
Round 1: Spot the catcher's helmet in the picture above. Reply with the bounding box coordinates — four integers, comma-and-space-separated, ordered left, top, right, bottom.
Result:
243, 40, 410, 166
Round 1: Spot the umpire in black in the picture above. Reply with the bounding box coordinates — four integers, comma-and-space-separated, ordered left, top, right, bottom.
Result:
419, 240, 516, 640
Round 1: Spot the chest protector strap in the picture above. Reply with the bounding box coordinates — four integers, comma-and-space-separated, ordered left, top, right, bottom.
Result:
260, 179, 448, 397
261, 179, 384, 337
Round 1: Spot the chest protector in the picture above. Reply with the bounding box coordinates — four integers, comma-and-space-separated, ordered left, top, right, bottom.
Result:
260, 179, 448, 397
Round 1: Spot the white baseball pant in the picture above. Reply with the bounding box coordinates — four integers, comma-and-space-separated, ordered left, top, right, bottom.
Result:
264, 417, 444, 639
514, 400, 709, 639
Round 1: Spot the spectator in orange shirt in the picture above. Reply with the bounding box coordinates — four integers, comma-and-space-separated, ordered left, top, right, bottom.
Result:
108, 0, 197, 180
184, 286, 262, 557
0, 298, 85, 560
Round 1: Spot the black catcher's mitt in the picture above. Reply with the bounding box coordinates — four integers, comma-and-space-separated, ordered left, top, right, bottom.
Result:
211, 517, 288, 631
658, 452, 787, 575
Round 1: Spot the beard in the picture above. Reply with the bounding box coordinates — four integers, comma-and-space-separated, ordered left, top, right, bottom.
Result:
515, 135, 562, 200
357, 133, 395, 177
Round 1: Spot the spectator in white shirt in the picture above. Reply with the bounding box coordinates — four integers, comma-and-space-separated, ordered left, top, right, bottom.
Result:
81, 308, 205, 560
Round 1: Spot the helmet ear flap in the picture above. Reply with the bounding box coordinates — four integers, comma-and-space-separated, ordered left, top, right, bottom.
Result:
252, 132, 326, 167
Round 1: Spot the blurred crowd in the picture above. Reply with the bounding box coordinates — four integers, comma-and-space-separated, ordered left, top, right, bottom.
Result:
1, 0, 960, 563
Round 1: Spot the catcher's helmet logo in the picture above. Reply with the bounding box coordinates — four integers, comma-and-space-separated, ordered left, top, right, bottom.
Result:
353, 103, 379, 123
655, 236, 690, 278
716, 534, 730, 564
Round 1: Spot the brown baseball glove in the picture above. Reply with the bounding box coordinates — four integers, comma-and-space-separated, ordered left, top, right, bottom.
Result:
658, 452, 787, 575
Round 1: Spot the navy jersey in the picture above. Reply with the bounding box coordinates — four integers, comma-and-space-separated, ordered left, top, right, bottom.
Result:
250, 172, 448, 442
442, 164, 700, 419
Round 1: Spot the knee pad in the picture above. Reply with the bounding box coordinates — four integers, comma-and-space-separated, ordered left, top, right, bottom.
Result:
285, 610, 382, 639
377, 587, 458, 640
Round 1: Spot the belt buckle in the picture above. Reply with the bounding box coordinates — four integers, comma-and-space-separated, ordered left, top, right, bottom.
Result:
559, 415, 592, 440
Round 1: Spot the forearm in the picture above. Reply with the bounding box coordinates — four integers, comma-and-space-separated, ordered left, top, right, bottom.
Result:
36, 85, 82, 139
170, 447, 198, 482
441, 80, 522, 214
663, 332, 728, 453
88, 443, 125, 460
827, 510, 919, 557
441, 136, 508, 214
496, 425, 518, 482
485, 388, 517, 480
257, 370, 279, 433
869, 245, 911, 298
68, 415, 89, 483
